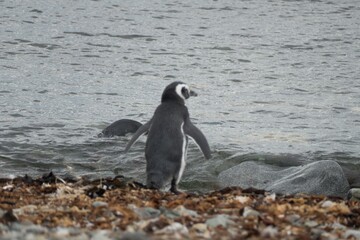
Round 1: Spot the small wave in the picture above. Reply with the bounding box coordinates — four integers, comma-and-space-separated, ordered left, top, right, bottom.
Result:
238, 59, 251, 63
229, 79, 242, 83
202, 121, 222, 125
80, 54, 100, 58
64, 31, 95, 37
9, 114, 25, 118
64, 32, 154, 40
252, 101, 285, 105
28, 43, 62, 50
86, 42, 119, 48
29, 9, 43, 14
281, 44, 313, 50
210, 46, 234, 51
164, 75, 176, 79
289, 87, 309, 93
13, 39, 31, 43
199, 7, 217, 11
2, 41, 18, 45
93, 92, 119, 96
219, 6, 234, 11
101, 33, 153, 39
312, 38, 342, 42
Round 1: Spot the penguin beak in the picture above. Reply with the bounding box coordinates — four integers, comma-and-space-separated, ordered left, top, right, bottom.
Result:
189, 90, 197, 97
182, 88, 198, 99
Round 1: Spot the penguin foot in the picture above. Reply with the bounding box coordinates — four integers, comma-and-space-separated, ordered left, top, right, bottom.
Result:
170, 187, 184, 195
170, 179, 184, 195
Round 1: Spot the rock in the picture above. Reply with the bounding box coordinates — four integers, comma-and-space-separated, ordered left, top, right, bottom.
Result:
347, 188, 360, 202
267, 161, 349, 198
1, 210, 18, 223
285, 214, 301, 225
90, 230, 112, 240
156, 222, 188, 235
321, 200, 335, 208
160, 207, 180, 219
341, 166, 360, 188
0, 223, 8, 232
22, 233, 46, 240
190, 223, 211, 239
234, 196, 251, 204
23, 224, 49, 234
172, 205, 198, 217
92, 201, 108, 208
242, 206, 260, 218
16, 205, 40, 214
344, 229, 360, 239
261, 226, 278, 238
0, 209, 6, 218
69, 232, 89, 240
134, 207, 161, 220
264, 193, 276, 203
319, 232, 339, 240
191, 223, 208, 233
54, 227, 71, 237
218, 160, 350, 198
8, 222, 26, 232
321, 201, 351, 214
304, 220, 318, 228
205, 214, 234, 228
311, 229, 326, 239
332, 222, 347, 230
120, 232, 149, 240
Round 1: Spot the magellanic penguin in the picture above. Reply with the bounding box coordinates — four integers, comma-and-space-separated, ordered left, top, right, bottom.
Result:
124, 81, 211, 194
98, 119, 142, 137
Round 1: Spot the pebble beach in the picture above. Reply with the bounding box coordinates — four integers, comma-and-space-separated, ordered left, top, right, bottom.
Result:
1, 173, 360, 240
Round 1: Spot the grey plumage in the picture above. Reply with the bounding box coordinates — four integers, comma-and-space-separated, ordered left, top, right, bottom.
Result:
98, 119, 142, 137
125, 81, 211, 193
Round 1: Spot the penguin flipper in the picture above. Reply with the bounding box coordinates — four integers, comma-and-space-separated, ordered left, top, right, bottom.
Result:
184, 119, 211, 159
124, 119, 152, 152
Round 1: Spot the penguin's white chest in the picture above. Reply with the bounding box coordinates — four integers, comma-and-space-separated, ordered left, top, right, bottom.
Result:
177, 122, 187, 184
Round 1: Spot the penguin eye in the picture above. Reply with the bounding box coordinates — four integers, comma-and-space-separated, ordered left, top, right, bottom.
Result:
181, 87, 187, 94
181, 87, 190, 99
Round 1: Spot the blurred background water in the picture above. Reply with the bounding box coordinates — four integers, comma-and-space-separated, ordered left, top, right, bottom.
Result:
1, 0, 359, 191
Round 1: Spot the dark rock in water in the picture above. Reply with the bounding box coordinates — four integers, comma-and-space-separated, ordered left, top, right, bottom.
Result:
41, 171, 57, 184
218, 160, 350, 198
341, 167, 360, 188
98, 119, 142, 137
20, 174, 34, 184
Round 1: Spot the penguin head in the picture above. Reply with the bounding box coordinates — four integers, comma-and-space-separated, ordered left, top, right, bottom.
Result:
161, 81, 197, 103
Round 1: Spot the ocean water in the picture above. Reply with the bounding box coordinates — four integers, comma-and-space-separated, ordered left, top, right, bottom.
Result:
1, 0, 359, 191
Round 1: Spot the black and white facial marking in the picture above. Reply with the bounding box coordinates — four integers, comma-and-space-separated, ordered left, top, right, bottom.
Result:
161, 81, 197, 103
175, 83, 190, 100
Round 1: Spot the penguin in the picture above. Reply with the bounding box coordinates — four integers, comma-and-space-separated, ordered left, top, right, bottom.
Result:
124, 81, 211, 194
98, 119, 142, 137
